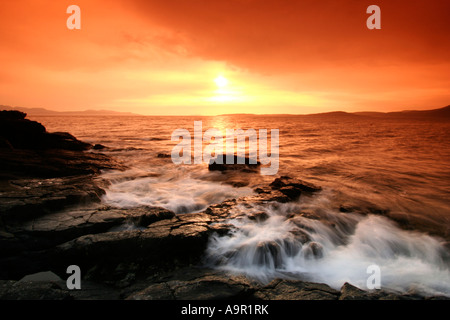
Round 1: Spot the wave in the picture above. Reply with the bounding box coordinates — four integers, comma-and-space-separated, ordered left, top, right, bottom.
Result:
204, 195, 450, 296
102, 168, 254, 214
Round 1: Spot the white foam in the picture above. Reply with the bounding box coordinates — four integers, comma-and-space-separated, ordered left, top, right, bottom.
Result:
102, 168, 253, 214
206, 200, 450, 296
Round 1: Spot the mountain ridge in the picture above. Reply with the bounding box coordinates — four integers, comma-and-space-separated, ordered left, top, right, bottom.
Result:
1, 105, 449, 118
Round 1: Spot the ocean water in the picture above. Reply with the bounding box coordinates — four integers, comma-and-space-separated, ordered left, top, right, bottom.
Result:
33, 115, 450, 296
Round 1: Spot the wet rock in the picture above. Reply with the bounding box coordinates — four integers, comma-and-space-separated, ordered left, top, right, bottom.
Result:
208, 155, 260, 172
39, 212, 223, 279
92, 144, 106, 150
126, 269, 253, 300
248, 211, 269, 222
254, 241, 283, 268
0, 280, 72, 300
339, 282, 372, 300
270, 176, 322, 194
157, 153, 171, 158
204, 199, 238, 219
0, 110, 124, 180
279, 186, 301, 200
303, 242, 324, 259
0, 111, 90, 151
19, 271, 63, 282
0, 148, 124, 180
8, 206, 174, 248
254, 279, 339, 300
0, 176, 107, 224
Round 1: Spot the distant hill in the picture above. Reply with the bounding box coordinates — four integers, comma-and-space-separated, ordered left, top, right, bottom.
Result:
1, 104, 449, 119
354, 105, 450, 120
0, 106, 139, 116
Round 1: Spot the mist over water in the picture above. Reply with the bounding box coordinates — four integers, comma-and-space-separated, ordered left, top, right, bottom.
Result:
34, 115, 450, 296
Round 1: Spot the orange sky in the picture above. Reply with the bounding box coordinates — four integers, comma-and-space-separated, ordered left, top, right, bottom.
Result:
0, 0, 449, 115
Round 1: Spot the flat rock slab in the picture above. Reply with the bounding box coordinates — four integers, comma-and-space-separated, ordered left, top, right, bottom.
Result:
0, 176, 108, 223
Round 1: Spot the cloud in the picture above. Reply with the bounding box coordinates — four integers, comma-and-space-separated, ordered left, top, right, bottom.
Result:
129, 0, 450, 73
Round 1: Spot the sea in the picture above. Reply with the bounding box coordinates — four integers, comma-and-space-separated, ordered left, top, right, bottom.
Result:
32, 114, 450, 296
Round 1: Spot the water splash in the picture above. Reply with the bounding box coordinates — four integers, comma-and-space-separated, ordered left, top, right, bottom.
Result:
205, 197, 450, 296
102, 168, 254, 214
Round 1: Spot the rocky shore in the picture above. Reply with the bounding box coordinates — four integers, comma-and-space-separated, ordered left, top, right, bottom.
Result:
0, 110, 448, 300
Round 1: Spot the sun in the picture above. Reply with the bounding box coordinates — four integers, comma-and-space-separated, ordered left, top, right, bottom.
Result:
214, 75, 229, 88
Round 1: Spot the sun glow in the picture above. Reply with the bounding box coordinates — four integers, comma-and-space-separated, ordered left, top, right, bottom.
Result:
214, 75, 229, 88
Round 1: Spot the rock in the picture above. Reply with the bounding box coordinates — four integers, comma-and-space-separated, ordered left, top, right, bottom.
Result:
156, 153, 171, 158
279, 186, 301, 200
208, 154, 260, 172
0, 280, 72, 300
0, 110, 27, 120
126, 268, 254, 300
0, 176, 107, 224
0, 110, 90, 151
339, 282, 372, 300
19, 271, 63, 282
92, 144, 106, 150
0, 110, 124, 180
0, 148, 124, 180
0, 206, 176, 278
254, 279, 339, 300
248, 211, 269, 222
254, 241, 283, 267
303, 242, 323, 259
36, 212, 223, 280
270, 176, 322, 194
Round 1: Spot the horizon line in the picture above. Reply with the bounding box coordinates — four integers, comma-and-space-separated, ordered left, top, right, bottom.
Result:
2, 104, 449, 117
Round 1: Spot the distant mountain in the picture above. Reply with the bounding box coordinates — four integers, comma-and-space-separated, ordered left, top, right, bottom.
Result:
304, 111, 364, 119
354, 105, 450, 119
215, 106, 449, 119
0, 106, 140, 116
1, 104, 449, 119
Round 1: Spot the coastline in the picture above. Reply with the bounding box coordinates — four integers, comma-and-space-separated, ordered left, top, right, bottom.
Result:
0, 111, 449, 300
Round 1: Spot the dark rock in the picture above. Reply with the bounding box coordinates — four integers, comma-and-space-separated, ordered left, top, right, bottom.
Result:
270, 176, 322, 194
29, 212, 222, 280
279, 186, 301, 200
0, 110, 27, 120
254, 279, 339, 300
0, 148, 124, 180
248, 211, 269, 222
156, 153, 171, 158
254, 187, 270, 194
44, 132, 91, 151
92, 144, 106, 150
0, 176, 107, 224
0, 110, 124, 180
0, 280, 72, 300
303, 242, 323, 259
254, 241, 283, 268
0, 110, 90, 151
126, 268, 253, 300
0, 206, 176, 278
208, 154, 260, 172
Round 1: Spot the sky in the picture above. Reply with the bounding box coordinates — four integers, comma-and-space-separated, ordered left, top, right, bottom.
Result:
0, 0, 449, 115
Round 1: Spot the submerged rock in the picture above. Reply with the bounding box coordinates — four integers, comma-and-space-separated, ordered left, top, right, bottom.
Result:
270, 176, 322, 194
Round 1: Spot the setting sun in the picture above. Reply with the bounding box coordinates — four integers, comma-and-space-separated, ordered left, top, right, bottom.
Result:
214, 75, 229, 88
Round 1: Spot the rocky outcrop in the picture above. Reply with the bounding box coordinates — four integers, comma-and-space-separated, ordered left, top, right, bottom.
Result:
2, 266, 448, 300
0, 110, 91, 151
208, 155, 261, 172
0, 177, 107, 224
0, 110, 124, 180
